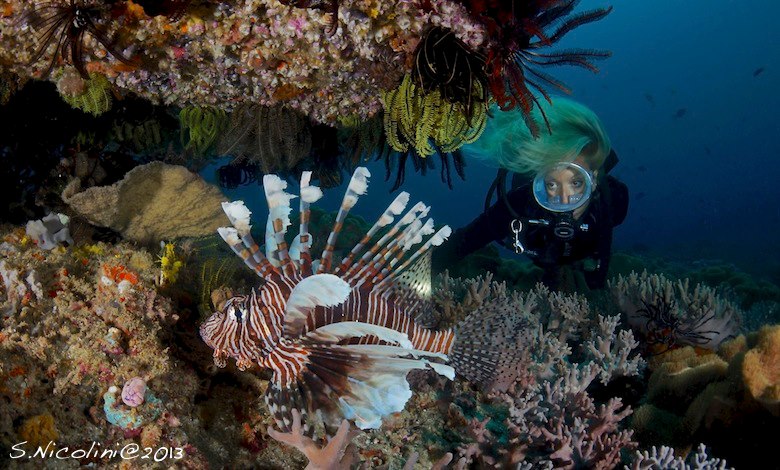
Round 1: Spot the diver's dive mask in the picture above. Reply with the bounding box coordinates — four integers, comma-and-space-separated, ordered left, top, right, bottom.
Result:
532, 162, 594, 214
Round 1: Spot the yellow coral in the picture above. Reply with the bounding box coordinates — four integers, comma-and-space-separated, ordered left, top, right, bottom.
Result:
742, 324, 780, 415
18, 414, 58, 448
158, 242, 184, 286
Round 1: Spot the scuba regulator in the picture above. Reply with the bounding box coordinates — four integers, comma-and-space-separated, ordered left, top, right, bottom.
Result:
510, 162, 594, 255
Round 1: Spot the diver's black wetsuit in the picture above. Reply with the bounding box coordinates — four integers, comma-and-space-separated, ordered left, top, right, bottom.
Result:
434, 172, 629, 290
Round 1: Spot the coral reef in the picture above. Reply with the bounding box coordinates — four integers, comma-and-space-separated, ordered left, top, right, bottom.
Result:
61, 162, 229, 244
610, 271, 740, 352
630, 328, 780, 468
0, 0, 608, 129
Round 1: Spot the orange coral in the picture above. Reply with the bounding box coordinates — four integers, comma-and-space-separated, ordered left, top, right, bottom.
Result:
102, 264, 139, 285
18, 414, 58, 448
742, 325, 780, 415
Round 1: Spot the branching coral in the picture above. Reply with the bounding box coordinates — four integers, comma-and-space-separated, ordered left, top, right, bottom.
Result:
627, 443, 733, 470
267, 409, 353, 470
610, 271, 740, 352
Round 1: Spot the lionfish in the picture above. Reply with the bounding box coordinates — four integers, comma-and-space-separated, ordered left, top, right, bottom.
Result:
200, 167, 516, 431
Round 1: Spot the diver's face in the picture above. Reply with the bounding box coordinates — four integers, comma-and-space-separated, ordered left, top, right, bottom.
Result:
544, 166, 587, 205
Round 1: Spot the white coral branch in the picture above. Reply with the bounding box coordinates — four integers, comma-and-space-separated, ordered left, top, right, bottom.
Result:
268, 409, 352, 470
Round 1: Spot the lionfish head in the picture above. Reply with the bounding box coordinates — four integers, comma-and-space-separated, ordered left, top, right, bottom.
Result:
199, 290, 271, 371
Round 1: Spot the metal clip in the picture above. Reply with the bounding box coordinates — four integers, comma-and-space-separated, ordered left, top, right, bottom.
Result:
511, 219, 524, 254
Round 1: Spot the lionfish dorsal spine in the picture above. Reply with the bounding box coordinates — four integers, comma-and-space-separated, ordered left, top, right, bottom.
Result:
377, 225, 452, 289
342, 200, 427, 284
316, 167, 370, 274
263, 175, 298, 275
335, 191, 411, 277
348, 202, 431, 286
218, 202, 278, 279
291, 171, 323, 275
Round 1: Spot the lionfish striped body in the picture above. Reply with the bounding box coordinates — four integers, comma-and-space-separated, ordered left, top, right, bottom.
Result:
200, 168, 500, 431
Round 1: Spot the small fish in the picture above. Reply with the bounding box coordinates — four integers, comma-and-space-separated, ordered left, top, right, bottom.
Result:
634, 192, 646, 201
753, 67, 765, 77
704, 146, 712, 155
673, 108, 687, 118
200, 168, 515, 432
644, 93, 655, 106
636, 165, 647, 172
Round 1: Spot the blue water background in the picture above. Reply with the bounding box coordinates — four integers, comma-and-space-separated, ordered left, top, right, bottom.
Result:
206, 0, 780, 279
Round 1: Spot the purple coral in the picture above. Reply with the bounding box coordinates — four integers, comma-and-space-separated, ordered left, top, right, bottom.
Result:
121, 377, 147, 407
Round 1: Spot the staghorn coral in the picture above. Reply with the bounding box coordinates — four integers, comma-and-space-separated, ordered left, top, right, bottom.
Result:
418, 273, 642, 467
610, 271, 740, 352
268, 409, 353, 470
626, 443, 733, 470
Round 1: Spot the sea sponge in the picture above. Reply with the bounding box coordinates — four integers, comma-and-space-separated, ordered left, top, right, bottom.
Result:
18, 414, 58, 448
630, 404, 682, 446
61, 162, 229, 245
646, 347, 728, 409
741, 325, 780, 415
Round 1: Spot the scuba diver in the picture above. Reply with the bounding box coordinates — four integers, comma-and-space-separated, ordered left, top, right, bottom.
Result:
433, 97, 629, 291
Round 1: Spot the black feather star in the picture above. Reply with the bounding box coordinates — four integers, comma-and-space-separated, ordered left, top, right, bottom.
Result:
23, 0, 135, 79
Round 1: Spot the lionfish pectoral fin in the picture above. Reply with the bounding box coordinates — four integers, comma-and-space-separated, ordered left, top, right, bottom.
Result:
329, 343, 453, 429
300, 342, 452, 430
284, 274, 351, 338
305, 321, 414, 349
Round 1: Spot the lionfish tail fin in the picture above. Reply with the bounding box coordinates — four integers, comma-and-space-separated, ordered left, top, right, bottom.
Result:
316, 167, 370, 274
218, 202, 277, 279
450, 299, 528, 389
290, 171, 323, 274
